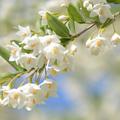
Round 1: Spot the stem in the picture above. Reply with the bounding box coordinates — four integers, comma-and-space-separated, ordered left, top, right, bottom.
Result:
45, 67, 48, 79
71, 12, 120, 39
8, 72, 24, 88
72, 23, 96, 39
19, 69, 37, 86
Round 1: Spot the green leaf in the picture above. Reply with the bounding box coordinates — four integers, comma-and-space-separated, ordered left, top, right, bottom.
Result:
0, 73, 18, 85
107, 0, 120, 4
46, 13, 70, 38
67, 3, 84, 23
60, 38, 72, 46
0, 45, 23, 71
67, 19, 76, 33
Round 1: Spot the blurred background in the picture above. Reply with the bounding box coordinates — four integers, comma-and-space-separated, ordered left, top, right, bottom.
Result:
0, 0, 120, 120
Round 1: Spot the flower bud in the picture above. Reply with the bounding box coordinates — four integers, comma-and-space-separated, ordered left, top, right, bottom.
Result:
58, 15, 68, 21
111, 33, 120, 46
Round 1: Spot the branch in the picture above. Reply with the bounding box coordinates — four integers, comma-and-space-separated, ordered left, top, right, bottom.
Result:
71, 12, 120, 39
72, 23, 96, 39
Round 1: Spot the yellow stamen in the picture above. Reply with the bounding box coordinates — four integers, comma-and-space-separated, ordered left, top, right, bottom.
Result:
11, 49, 17, 55
46, 38, 51, 44
13, 92, 19, 100
45, 92, 49, 99
30, 42, 38, 48
50, 68, 57, 76
96, 40, 103, 47
31, 88, 38, 94
22, 33, 27, 37
27, 58, 33, 64
52, 47, 59, 54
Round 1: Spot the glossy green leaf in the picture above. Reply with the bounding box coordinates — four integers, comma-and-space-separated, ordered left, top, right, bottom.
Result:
46, 13, 70, 38
0, 45, 23, 71
107, 0, 120, 3
67, 3, 84, 23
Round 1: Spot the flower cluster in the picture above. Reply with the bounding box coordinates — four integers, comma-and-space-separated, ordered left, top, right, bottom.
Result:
82, 0, 120, 55
86, 33, 120, 55
83, 0, 113, 23
0, 0, 119, 111
0, 79, 57, 111
2, 24, 77, 110
8, 25, 77, 73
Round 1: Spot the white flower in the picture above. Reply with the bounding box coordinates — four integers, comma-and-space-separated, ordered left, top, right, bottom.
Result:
40, 35, 60, 47
49, 44, 77, 72
55, 55, 72, 72
0, 85, 10, 98
111, 33, 120, 46
40, 79, 57, 99
67, 44, 77, 56
1, 89, 26, 109
19, 83, 44, 111
19, 83, 40, 94
43, 42, 65, 61
44, 43, 76, 72
83, 0, 90, 8
83, 0, 107, 11
47, 48, 73, 72
86, 35, 106, 55
86, 4, 93, 11
23, 35, 43, 55
16, 25, 31, 38
83, 0, 93, 11
17, 54, 37, 70
7, 42, 21, 62
25, 94, 37, 111
48, 67, 59, 76
90, 4, 113, 23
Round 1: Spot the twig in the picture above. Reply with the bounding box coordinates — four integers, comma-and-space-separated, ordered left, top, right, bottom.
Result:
71, 12, 120, 39
72, 23, 96, 39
